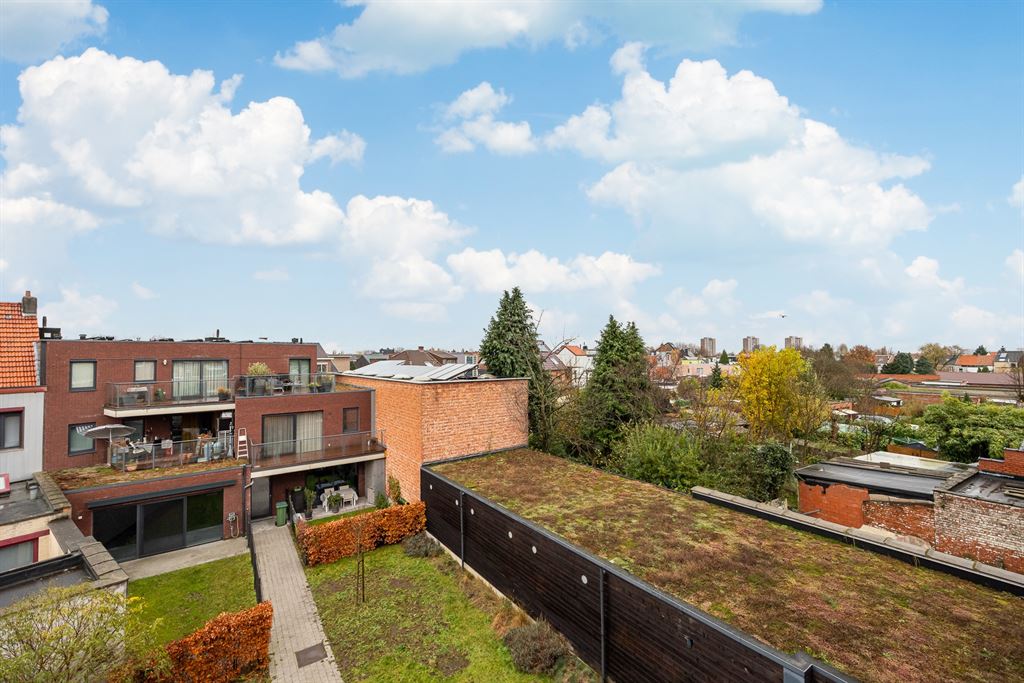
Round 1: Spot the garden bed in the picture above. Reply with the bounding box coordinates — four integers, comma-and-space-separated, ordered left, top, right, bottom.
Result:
306, 544, 593, 682
128, 554, 257, 645
51, 461, 241, 490
434, 449, 1024, 683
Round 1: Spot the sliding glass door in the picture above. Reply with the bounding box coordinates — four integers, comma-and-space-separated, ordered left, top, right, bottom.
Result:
92, 490, 225, 560
172, 360, 228, 400
141, 498, 185, 556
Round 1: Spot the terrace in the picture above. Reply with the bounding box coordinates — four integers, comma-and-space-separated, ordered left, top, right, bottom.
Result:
250, 431, 386, 474
434, 449, 1024, 683
104, 372, 362, 416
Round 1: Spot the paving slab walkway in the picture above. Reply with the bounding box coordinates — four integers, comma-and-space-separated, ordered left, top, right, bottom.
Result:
252, 519, 342, 683
122, 537, 248, 580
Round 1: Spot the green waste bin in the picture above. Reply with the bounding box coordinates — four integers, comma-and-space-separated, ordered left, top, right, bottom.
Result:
275, 501, 288, 526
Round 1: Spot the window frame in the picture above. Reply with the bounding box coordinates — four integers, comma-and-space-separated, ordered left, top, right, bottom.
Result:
133, 359, 157, 383
0, 409, 24, 450
69, 360, 97, 392
342, 407, 360, 434
69, 422, 97, 456
171, 359, 229, 400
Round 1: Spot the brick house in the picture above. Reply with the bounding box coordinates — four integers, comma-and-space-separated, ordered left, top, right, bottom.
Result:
797, 450, 1024, 573
343, 360, 528, 502
41, 337, 385, 561
0, 292, 45, 483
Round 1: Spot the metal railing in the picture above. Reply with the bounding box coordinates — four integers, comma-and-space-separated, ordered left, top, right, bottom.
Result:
105, 379, 234, 409
108, 431, 235, 472
233, 372, 337, 398
251, 431, 385, 468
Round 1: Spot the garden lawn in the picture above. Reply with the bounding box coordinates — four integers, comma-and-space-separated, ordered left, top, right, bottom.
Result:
308, 544, 566, 682
307, 506, 375, 526
128, 554, 256, 645
435, 449, 1024, 683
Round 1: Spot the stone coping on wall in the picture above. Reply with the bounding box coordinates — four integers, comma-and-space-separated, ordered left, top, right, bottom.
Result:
691, 486, 1024, 595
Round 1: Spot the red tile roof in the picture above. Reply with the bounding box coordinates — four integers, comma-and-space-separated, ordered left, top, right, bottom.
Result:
955, 353, 997, 367
0, 302, 38, 388
563, 344, 587, 356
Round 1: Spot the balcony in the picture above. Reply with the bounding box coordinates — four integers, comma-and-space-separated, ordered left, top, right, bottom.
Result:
233, 372, 342, 398
108, 432, 235, 472
250, 431, 386, 475
104, 379, 235, 417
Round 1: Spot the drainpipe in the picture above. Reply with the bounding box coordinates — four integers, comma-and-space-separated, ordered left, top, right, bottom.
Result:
242, 463, 253, 545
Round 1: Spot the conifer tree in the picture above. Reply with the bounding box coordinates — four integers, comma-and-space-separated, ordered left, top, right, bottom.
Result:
709, 362, 724, 388
719, 350, 730, 365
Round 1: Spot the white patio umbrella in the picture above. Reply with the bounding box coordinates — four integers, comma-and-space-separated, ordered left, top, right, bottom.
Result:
80, 424, 137, 440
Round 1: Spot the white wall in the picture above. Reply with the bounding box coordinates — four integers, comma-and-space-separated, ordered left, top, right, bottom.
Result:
0, 390, 44, 482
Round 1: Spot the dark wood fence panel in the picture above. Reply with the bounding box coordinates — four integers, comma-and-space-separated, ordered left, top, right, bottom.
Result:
421, 467, 856, 683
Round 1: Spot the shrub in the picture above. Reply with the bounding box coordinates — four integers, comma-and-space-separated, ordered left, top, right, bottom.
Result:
402, 532, 442, 558
246, 361, 272, 376
299, 501, 426, 566
388, 475, 406, 504
613, 422, 701, 490
374, 491, 390, 509
502, 620, 567, 675
139, 602, 273, 682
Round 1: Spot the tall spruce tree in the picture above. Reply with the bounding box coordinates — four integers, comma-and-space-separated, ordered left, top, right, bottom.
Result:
719, 350, 730, 365
479, 288, 557, 450
709, 362, 724, 388
582, 316, 655, 457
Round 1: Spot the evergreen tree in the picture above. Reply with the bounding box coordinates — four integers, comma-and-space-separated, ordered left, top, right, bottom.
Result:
913, 356, 935, 374
709, 362, 724, 389
582, 316, 655, 456
974, 345, 987, 355
719, 350, 730, 365
479, 288, 557, 450
881, 351, 913, 374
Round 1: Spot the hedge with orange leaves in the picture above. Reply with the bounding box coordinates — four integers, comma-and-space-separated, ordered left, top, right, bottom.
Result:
138, 602, 273, 682
298, 502, 426, 566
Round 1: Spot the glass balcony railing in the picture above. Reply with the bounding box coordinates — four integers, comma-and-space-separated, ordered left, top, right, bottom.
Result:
233, 372, 338, 398
108, 431, 235, 472
105, 379, 234, 409
251, 431, 386, 469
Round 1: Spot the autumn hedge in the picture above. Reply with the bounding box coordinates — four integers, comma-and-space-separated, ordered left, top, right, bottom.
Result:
138, 602, 273, 682
298, 502, 426, 566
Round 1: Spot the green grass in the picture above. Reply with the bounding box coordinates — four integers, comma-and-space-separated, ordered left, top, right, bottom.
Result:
128, 553, 257, 645
307, 545, 557, 682
306, 506, 376, 526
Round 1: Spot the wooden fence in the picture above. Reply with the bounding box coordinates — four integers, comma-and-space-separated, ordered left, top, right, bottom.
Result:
421, 465, 855, 683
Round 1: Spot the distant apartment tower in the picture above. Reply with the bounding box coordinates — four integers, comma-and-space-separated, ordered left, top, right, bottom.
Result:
700, 337, 717, 358
785, 336, 803, 350
742, 336, 760, 353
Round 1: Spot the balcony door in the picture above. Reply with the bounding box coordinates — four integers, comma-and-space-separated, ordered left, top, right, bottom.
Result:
172, 360, 228, 400
289, 358, 311, 386
262, 411, 322, 458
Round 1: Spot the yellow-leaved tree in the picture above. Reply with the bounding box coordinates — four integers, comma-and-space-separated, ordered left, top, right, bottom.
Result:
737, 346, 825, 439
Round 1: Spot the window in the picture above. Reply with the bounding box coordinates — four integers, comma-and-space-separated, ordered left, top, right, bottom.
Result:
343, 407, 360, 433
70, 360, 96, 391
172, 360, 228, 399
0, 411, 23, 450
69, 423, 96, 455
0, 539, 36, 572
262, 412, 322, 458
465, 355, 475, 364
134, 360, 156, 382
289, 358, 311, 385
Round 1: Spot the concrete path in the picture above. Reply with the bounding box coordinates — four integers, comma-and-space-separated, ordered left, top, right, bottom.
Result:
122, 537, 248, 580
252, 519, 342, 683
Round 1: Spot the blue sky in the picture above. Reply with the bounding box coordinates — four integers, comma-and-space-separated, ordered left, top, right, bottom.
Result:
1, 0, 1021, 354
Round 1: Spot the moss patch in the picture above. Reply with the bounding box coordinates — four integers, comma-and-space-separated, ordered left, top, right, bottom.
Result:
436, 449, 1024, 683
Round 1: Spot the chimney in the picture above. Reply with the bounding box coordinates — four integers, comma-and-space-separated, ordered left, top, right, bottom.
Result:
21, 291, 37, 316
418, 346, 424, 351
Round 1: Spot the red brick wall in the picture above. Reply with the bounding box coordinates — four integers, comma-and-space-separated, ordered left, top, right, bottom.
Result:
978, 448, 1024, 477
797, 481, 869, 528
233, 389, 373, 441
934, 491, 1024, 573
862, 497, 935, 542
63, 466, 246, 540
344, 376, 528, 502
269, 471, 307, 511
42, 339, 316, 470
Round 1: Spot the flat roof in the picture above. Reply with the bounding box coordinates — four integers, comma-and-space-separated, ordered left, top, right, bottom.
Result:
950, 472, 1024, 508
0, 481, 53, 525
795, 461, 951, 499
344, 360, 484, 383
435, 449, 1024, 683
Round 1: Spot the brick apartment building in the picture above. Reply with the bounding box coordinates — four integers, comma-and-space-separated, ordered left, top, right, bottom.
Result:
796, 449, 1024, 573
41, 336, 385, 561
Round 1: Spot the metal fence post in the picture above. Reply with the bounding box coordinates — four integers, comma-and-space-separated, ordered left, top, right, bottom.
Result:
600, 567, 607, 682
459, 490, 465, 569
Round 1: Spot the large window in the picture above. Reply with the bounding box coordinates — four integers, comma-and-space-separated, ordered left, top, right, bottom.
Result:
134, 360, 156, 382
262, 411, 322, 458
343, 407, 360, 433
93, 505, 138, 561
172, 360, 228, 400
93, 491, 224, 561
289, 358, 311, 385
0, 410, 23, 449
0, 539, 36, 572
69, 423, 96, 455
70, 360, 96, 391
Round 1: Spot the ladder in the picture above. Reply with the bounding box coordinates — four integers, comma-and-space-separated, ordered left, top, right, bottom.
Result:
236, 427, 249, 459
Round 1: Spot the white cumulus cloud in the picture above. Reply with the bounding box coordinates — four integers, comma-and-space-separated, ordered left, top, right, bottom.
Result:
447, 248, 658, 293
666, 278, 739, 316
274, 1, 821, 78
0, 0, 108, 63
39, 287, 117, 334
131, 282, 156, 300
436, 82, 536, 155
1010, 176, 1024, 209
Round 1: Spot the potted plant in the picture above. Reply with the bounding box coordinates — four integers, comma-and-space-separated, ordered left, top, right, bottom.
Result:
327, 492, 342, 513
216, 386, 230, 401
247, 362, 272, 396
154, 388, 167, 403
303, 488, 316, 519
307, 381, 319, 394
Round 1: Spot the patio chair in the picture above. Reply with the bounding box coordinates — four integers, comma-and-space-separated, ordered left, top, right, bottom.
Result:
320, 487, 335, 512
340, 487, 357, 508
